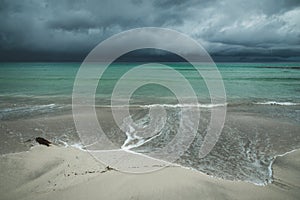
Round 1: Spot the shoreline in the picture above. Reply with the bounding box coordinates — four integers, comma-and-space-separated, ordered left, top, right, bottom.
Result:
0, 145, 299, 200
268, 148, 300, 184
1, 144, 300, 186
1, 109, 299, 184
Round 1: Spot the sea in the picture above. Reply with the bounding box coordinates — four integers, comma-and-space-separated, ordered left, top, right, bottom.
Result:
0, 62, 300, 185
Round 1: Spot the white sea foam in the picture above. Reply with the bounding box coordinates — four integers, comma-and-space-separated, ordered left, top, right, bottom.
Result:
141, 103, 227, 108
121, 125, 145, 150
255, 101, 299, 106
70, 143, 86, 150
267, 148, 300, 185
96, 103, 227, 108
57, 139, 87, 151
120, 116, 165, 150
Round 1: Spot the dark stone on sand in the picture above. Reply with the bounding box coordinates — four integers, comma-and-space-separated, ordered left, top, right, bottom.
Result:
105, 166, 114, 171
35, 137, 51, 147
99, 166, 115, 173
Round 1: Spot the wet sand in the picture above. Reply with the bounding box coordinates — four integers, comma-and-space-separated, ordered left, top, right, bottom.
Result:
1, 106, 299, 184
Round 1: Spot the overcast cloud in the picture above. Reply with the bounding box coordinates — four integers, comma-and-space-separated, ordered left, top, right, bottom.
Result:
0, 0, 299, 61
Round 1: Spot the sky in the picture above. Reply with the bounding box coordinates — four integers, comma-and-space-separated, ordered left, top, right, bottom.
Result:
0, 0, 300, 62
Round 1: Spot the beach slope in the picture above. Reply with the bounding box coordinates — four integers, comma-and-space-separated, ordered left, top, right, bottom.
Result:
0, 146, 299, 200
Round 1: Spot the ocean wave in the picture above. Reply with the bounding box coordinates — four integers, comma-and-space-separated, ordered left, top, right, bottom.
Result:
96, 103, 227, 108
254, 101, 299, 106
0, 104, 56, 113
0, 104, 64, 120
96, 101, 300, 108
141, 103, 227, 108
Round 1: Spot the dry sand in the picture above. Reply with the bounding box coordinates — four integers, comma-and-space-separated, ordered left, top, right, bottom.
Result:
0, 145, 299, 200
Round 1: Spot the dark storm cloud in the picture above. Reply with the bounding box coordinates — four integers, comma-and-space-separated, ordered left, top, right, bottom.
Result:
0, 0, 299, 61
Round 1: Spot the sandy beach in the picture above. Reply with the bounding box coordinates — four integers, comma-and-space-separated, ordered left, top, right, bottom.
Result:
1, 0, 300, 199
0, 145, 299, 200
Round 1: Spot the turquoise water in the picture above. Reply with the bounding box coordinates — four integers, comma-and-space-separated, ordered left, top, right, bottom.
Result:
0, 62, 300, 185
0, 62, 299, 105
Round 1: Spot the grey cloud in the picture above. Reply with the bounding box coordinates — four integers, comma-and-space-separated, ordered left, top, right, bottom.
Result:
260, 0, 300, 15
0, 0, 299, 61
153, 0, 188, 8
